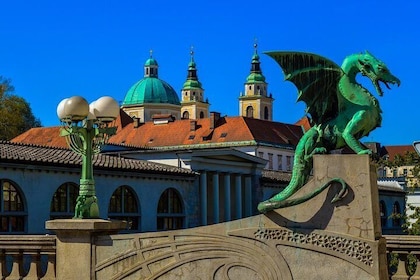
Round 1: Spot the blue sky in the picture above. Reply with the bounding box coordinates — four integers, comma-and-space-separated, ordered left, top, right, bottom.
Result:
1, 0, 419, 145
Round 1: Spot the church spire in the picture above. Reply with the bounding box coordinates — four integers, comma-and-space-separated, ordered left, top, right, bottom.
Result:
239, 41, 273, 120
186, 46, 200, 84
180, 46, 209, 119
246, 41, 265, 83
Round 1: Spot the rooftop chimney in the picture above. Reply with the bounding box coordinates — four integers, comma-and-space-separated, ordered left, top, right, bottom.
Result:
210, 112, 220, 130
133, 117, 142, 128
190, 120, 197, 132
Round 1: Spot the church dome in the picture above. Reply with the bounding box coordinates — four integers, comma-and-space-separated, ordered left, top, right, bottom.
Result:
123, 57, 180, 106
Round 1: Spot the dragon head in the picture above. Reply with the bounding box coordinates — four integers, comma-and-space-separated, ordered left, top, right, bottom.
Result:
358, 51, 400, 96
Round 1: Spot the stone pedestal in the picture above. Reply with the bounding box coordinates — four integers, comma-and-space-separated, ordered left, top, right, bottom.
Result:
45, 219, 126, 280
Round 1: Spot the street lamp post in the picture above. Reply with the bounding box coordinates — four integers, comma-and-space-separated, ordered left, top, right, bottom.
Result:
57, 96, 119, 219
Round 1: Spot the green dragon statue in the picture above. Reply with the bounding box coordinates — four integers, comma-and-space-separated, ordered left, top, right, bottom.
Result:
257, 51, 400, 213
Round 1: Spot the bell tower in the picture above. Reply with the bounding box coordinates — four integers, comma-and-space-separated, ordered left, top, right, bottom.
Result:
239, 42, 274, 120
180, 47, 209, 119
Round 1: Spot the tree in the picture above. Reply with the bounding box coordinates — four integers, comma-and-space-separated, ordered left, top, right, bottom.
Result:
0, 76, 41, 140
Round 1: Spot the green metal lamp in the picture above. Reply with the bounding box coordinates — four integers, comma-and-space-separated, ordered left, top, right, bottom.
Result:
57, 96, 119, 219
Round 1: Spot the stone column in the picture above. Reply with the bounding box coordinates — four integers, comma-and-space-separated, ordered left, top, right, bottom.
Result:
213, 172, 220, 224
224, 173, 231, 221
200, 171, 207, 225
244, 176, 252, 216
45, 219, 126, 280
235, 174, 242, 219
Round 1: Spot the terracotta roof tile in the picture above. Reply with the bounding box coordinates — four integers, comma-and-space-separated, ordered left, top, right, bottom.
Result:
109, 116, 303, 149
11, 114, 304, 151
11, 127, 67, 148
294, 116, 312, 132
384, 145, 415, 161
0, 141, 195, 176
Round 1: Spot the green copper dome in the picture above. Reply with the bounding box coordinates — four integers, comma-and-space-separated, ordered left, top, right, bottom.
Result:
145, 58, 158, 66
123, 57, 180, 106
123, 78, 180, 105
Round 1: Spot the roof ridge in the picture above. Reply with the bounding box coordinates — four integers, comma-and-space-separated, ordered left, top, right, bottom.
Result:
2, 140, 71, 151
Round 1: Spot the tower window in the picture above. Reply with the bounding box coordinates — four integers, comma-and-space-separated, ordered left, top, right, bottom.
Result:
199, 111, 204, 119
264, 106, 269, 120
246, 106, 254, 118
183, 111, 190, 119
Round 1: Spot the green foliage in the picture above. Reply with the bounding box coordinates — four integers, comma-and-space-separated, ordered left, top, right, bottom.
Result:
0, 76, 41, 140
375, 151, 420, 168
391, 204, 420, 235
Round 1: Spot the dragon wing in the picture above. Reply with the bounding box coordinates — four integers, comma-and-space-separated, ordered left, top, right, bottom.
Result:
265, 51, 344, 124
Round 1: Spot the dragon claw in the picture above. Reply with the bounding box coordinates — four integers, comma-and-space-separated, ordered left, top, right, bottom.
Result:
357, 149, 372, 155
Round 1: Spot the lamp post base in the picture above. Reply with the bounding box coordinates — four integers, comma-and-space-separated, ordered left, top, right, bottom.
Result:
74, 195, 100, 219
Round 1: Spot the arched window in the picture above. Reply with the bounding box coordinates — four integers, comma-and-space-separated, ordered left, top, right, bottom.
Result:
182, 111, 190, 119
264, 106, 269, 120
108, 186, 140, 231
246, 106, 254, 118
157, 188, 184, 231
1, 179, 26, 233
199, 111, 204, 119
392, 202, 401, 227
379, 200, 387, 228
50, 182, 79, 219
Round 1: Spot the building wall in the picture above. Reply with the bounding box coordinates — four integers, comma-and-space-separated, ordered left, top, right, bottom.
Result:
0, 164, 199, 234
235, 146, 295, 171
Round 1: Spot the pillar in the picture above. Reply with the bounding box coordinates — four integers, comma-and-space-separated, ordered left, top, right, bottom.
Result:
45, 219, 126, 280
213, 172, 220, 224
200, 171, 208, 225
244, 175, 252, 216
224, 173, 231, 221
235, 174, 242, 219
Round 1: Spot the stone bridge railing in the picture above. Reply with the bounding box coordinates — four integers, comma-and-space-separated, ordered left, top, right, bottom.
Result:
0, 235, 56, 279
1, 234, 420, 279
385, 235, 420, 280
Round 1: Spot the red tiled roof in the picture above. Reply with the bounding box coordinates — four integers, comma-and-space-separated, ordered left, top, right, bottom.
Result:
383, 145, 416, 161
10, 109, 134, 149
11, 126, 67, 148
10, 112, 304, 150
108, 116, 303, 149
295, 116, 312, 132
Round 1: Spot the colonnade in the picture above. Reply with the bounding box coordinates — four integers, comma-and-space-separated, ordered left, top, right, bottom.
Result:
199, 171, 253, 225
